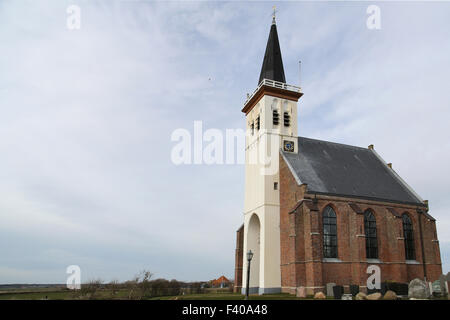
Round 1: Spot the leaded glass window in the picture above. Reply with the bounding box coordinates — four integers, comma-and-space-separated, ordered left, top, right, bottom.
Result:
323, 206, 338, 258
402, 214, 415, 260
364, 210, 378, 259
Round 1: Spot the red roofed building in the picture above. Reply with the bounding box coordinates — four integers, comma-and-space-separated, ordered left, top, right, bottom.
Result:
211, 276, 231, 288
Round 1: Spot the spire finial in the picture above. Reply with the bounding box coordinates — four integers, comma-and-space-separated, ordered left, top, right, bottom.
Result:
258, 7, 286, 84
272, 6, 276, 25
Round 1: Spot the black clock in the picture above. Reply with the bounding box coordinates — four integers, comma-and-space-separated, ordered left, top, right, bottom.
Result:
283, 140, 294, 152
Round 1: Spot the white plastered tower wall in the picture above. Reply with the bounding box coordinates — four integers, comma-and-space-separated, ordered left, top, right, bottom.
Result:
242, 94, 298, 294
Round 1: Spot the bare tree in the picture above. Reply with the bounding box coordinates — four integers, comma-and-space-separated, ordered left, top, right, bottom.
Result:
138, 270, 153, 299
126, 270, 153, 300
126, 275, 140, 300
80, 279, 103, 300
108, 279, 120, 298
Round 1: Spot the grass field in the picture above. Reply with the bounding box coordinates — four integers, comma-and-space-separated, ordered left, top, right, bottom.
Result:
153, 293, 305, 300
2, 288, 446, 300
0, 288, 306, 300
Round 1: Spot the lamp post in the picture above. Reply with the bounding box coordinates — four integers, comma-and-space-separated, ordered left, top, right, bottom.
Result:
245, 250, 254, 300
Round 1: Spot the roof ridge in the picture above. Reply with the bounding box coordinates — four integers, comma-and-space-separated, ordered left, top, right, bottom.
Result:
298, 136, 369, 151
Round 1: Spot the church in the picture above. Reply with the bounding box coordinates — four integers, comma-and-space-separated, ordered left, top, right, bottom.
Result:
234, 16, 442, 295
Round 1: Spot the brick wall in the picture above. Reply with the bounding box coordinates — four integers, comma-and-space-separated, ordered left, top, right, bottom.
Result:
234, 225, 244, 293
279, 154, 443, 293
279, 153, 306, 293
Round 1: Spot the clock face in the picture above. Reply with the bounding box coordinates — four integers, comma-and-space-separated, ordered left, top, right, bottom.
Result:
283, 140, 294, 152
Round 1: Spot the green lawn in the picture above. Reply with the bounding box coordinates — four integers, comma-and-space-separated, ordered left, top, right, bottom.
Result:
0, 290, 76, 300
0, 289, 305, 300
6, 289, 445, 300
152, 292, 305, 300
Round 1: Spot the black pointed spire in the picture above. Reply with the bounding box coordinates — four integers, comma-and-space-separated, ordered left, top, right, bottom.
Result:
258, 17, 286, 85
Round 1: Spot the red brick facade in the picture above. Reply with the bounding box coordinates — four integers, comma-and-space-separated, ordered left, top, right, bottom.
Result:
234, 224, 244, 293
278, 153, 442, 295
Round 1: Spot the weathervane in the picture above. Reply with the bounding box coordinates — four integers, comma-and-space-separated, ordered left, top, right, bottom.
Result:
272, 5, 277, 24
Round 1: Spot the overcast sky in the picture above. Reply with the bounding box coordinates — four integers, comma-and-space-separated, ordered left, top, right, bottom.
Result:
0, 1, 449, 283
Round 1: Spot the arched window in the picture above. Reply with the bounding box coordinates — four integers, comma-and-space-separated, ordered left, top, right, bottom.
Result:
323, 206, 337, 258
402, 214, 415, 260
364, 210, 378, 259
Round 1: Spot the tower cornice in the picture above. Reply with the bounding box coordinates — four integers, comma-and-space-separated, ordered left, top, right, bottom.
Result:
241, 79, 303, 114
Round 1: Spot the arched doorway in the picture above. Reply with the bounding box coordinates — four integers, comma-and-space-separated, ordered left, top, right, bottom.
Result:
247, 213, 260, 293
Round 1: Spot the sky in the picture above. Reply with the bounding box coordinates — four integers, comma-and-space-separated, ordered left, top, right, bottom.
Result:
0, 0, 449, 284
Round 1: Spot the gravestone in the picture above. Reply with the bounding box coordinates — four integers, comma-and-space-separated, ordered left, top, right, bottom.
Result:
355, 292, 367, 300
408, 278, 430, 299
296, 286, 306, 298
381, 282, 387, 295
439, 274, 448, 296
326, 283, 336, 297
395, 283, 409, 296
431, 280, 442, 297
383, 290, 397, 300
367, 286, 380, 294
333, 285, 344, 300
341, 294, 353, 300
367, 292, 382, 300
349, 284, 359, 296
314, 292, 326, 299
384, 282, 407, 296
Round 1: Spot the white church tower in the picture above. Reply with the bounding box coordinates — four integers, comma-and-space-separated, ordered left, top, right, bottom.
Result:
241, 15, 303, 294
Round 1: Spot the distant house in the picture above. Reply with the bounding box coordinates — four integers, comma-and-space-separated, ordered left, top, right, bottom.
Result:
210, 276, 231, 288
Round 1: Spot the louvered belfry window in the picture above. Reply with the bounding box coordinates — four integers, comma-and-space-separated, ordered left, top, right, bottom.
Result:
273, 110, 279, 125
284, 112, 290, 127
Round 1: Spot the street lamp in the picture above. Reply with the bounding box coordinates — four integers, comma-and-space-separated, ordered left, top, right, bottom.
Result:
245, 250, 254, 300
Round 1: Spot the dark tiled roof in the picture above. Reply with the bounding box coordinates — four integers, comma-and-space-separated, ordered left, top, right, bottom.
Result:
258, 22, 286, 85
281, 137, 424, 206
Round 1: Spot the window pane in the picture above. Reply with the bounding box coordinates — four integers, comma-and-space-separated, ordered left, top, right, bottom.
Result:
330, 237, 337, 246
323, 206, 338, 258
371, 247, 378, 259
330, 225, 337, 235
403, 214, 415, 260
330, 247, 337, 258
364, 210, 378, 259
